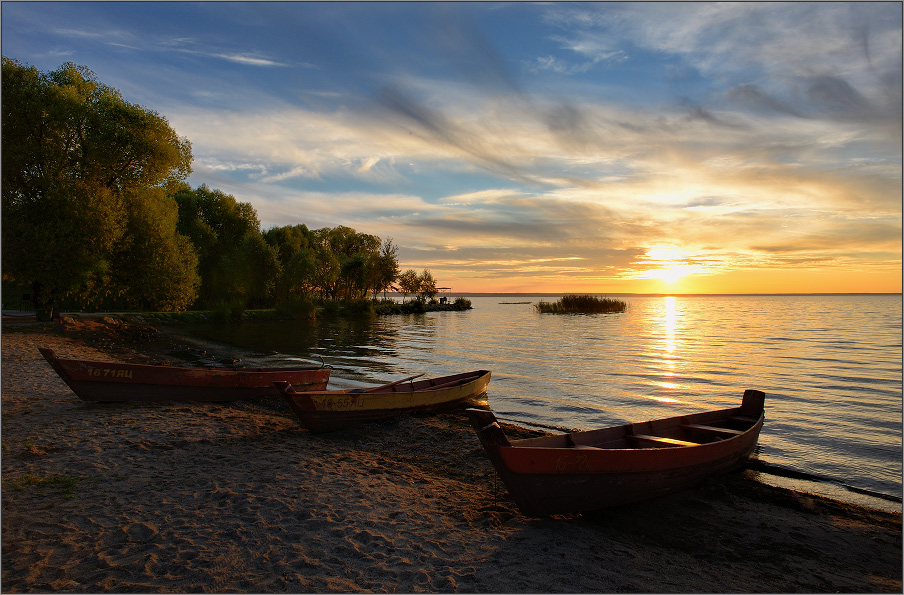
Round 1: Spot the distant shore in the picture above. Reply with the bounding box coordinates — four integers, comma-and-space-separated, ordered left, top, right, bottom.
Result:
438, 292, 903, 297
1, 317, 901, 592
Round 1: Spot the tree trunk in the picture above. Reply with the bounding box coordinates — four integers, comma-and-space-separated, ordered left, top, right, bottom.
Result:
31, 281, 57, 322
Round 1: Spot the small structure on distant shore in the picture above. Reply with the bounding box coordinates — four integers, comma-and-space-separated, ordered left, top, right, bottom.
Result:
437, 287, 452, 304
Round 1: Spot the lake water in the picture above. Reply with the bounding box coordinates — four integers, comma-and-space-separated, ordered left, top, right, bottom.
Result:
170, 294, 902, 511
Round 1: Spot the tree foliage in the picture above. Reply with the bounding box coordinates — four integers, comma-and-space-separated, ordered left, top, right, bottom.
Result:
110, 188, 201, 311
397, 269, 420, 302
173, 184, 276, 308
262, 224, 317, 303
417, 269, 438, 302
2, 58, 443, 317
262, 224, 401, 305
1, 58, 195, 316
371, 238, 401, 299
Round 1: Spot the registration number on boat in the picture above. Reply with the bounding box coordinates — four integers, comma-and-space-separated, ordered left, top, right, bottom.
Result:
311, 395, 363, 411
554, 453, 601, 473
85, 367, 133, 379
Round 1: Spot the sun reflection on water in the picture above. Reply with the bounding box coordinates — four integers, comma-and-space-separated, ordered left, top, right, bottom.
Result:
654, 296, 682, 392
664, 296, 677, 354
650, 395, 679, 403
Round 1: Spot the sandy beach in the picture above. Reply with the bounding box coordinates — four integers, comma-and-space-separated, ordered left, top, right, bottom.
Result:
2, 316, 901, 593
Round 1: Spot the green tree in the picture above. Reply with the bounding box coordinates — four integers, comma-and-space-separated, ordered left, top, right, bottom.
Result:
397, 269, 420, 302
263, 224, 317, 303
263, 223, 400, 306
173, 184, 273, 308
235, 232, 280, 308
1, 58, 194, 318
370, 238, 400, 299
110, 187, 200, 311
418, 269, 438, 302
311, 226, 382, 300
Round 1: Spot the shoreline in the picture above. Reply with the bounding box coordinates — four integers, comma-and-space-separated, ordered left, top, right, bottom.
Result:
2, 317, 901, 592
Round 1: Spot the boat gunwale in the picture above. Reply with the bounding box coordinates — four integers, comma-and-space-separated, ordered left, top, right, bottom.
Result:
40, 348, 326, 375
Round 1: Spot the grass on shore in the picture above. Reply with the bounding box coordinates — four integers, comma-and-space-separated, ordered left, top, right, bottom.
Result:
535, 294, 627, 314
8, 472, 98, 499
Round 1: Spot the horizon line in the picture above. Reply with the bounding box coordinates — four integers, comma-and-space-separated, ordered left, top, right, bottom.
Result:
388, 291, 902, 297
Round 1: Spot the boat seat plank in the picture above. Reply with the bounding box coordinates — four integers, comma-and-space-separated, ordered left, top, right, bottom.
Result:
682, 424, 744, 436
628, 434, 697, 448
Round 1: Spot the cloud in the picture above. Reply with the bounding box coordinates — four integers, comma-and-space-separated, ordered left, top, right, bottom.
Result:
170, 76, 898, 269
207, 52, 288, 67
725, 83, 803, 117
806, 75, 873, 118
17, 1, 891, 290
544, 3, 902, 124
52, 27, 129, 41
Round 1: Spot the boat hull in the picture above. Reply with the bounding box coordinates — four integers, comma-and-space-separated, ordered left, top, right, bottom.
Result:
493, 429, 759, 515
468, 389, 765, 516
279, 370, 491, 432
39, 348, 331, 402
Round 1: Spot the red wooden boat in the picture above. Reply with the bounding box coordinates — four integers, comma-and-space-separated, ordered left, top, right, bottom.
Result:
276, 370, 491, 432
39, 347, 330, 402
467, 389, 766, 516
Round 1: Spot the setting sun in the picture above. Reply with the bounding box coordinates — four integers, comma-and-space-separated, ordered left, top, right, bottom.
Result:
636, 247, 703, 286
652, 265, 693, 284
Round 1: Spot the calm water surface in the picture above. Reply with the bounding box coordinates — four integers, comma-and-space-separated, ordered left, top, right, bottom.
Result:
173, 295, 902, 509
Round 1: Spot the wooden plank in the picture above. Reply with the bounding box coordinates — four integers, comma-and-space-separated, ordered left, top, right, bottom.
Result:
628, 434, 697, 447
682, 423, 744, 436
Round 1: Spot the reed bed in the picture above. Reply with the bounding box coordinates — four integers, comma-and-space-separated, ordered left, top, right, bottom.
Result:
535, 294, 627, 314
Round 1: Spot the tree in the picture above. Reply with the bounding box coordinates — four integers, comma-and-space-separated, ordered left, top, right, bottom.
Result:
173, 184, 272, 308
418, 269, 438, 302
370, 238, 400, 299
263, 224, 317, 303
397, 269, 420, 303
309, 226, 383, 300
110, 187, 200, 311
2, 58, 194, 318
235, 233, 280, 308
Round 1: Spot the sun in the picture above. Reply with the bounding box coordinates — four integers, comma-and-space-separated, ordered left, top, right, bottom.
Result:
641, 247, 698, 285
652, 264, 693, 284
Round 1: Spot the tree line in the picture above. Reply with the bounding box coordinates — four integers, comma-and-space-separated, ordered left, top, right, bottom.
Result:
1, 58, 442, 319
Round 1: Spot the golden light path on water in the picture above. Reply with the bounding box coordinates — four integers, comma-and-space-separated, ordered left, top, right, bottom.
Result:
650, 296, 682, 399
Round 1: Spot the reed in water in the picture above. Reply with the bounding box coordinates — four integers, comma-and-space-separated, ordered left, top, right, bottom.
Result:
534, 294, 628, 314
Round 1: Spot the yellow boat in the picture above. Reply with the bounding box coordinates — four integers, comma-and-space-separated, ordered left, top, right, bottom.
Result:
275, 370, 491, 432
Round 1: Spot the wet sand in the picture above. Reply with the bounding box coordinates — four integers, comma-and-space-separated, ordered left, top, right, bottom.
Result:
2, 316, 901, 592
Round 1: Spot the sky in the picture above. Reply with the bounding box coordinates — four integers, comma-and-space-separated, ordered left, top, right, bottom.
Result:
3, 1, 901, 294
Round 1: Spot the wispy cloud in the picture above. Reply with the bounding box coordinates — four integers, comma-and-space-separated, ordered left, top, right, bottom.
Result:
208, 52, 287, 67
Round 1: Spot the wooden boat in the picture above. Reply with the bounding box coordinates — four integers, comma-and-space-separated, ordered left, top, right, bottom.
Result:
276, 370, 491, 432
39, 347, 330, 402
467, 389, 766, 516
